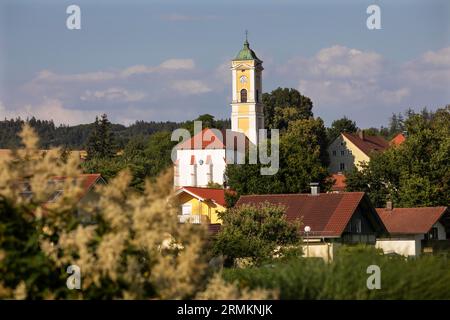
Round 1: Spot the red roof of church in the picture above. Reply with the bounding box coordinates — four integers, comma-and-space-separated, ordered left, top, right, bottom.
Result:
176, 128, 249, 150
178, 186, 231, 207
376, 207, 448, 235
390, 133, 406, 146
236, 192, 373, 237
342, 132, 389, 156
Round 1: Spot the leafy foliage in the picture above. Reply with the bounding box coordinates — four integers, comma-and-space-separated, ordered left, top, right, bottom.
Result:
346, 106, 450, 207
85, 114, 118, 160
263, 87, 313, 131
213, 202, 301, 265
0, 125, 270, 299
226, 117, 331, 196
327, 116, 358, 142
223, 245, 450, 299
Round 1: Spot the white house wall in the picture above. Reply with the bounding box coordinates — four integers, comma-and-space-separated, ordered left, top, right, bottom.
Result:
375, 222, 447, 257
376, 237, 420, 257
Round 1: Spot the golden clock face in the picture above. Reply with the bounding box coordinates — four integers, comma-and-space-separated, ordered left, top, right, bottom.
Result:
239, 75, 247, 84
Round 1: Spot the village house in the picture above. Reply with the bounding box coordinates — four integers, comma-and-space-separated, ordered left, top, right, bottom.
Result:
175, 186, 228, 225
235, 185, 388, 262
19, 173, 105, 216
327, 131, 389, 173
375, 204, 450, 256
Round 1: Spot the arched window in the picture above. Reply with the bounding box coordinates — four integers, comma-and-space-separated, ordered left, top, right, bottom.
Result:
240, 89, 247, 103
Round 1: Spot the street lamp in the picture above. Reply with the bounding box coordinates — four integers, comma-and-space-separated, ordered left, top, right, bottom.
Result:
304, 226, 311, 258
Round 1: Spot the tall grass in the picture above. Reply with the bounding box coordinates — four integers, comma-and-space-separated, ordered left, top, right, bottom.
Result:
223, 246, 450, 299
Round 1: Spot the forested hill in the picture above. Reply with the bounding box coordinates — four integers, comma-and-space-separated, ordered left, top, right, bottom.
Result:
0, 116, 231, 149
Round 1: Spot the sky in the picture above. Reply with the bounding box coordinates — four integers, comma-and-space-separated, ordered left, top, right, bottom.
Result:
0, 0, 449, 128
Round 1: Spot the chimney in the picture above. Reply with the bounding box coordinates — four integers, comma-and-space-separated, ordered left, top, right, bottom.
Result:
358, 130, 365, 140
386, 200, 393, 211
310, 182, 320, 196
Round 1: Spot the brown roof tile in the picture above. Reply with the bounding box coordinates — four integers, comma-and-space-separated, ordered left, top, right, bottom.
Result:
177, 128, 249, 150
178, 186, 232, 207
376, 207, 448, 235
343, 132, 389, 156
236, 192, 366, 237
330, 173, 346, 192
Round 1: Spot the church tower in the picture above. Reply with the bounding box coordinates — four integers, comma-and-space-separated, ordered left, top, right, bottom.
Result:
231, 35, 264, 145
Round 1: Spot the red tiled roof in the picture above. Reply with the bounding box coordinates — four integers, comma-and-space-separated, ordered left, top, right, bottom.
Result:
390, 133, 406, 146
177, 128, 249, 150
376, 207, 448, 235
179, 186, 230, 207
342, 132, 389, 156
47, 173, 103, 202
330, 173, 346, 192
236, 192, 366, 237
78, 174, 103, 196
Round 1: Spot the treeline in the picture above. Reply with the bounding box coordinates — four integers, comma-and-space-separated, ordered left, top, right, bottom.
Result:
0, 116, 231, 149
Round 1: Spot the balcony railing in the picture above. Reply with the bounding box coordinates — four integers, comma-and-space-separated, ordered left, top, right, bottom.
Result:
178, 214, 209, 224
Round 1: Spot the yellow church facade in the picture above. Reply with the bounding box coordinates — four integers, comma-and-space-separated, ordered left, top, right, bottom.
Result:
174, 37, 265, 225
231, 38, 265, 146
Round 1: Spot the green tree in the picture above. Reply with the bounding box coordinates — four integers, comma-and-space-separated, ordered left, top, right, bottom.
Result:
263, 88, 313, 130
0, 125, 270, 299
83, 131, 176, 191
327, 116, 358, 143
85, 114, 117, 159
346, 106, 450, 207
213, 202, 301, 265
226, 117, 331, 197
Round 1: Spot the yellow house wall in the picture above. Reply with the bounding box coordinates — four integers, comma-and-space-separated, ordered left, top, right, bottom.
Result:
328, 135, 370, 172
177, 192, 225, 224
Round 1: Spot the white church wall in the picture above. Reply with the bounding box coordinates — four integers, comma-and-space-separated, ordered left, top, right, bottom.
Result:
176, 149, 226, 187
175, 148, 246, 187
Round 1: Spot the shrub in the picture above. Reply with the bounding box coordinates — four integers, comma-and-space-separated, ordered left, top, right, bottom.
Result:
223, 245, 450, 299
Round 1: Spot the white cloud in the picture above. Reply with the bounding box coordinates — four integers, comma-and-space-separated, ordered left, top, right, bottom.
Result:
171, 80, 212, 95
33, 59, 196, 84
401, 47, 450, 90
81, 87, 146, 102
421, 47, 450, 67
280, 45, 411, 107
159, 59, 195, 70
121, 59, 195, 77
36, 70, 116, 82
0, 99, 100, 126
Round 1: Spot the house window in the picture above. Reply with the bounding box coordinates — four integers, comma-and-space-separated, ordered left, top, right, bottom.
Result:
181, 203, 192, 215
341, 150, 345, 156
332, 150, 336, 156
340, 163, 345, 171
355, 218, 362, 233
240, 89, 247, 102
427, 227, 439, 240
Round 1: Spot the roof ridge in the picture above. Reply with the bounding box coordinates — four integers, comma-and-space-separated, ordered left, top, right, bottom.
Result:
240, 191, 364, 197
